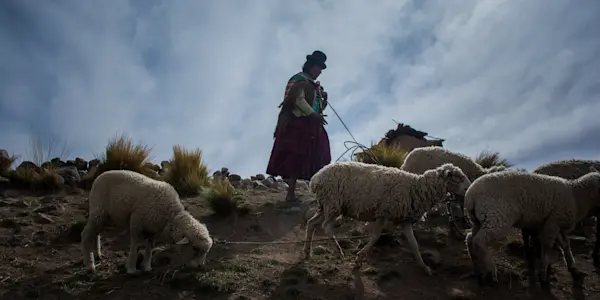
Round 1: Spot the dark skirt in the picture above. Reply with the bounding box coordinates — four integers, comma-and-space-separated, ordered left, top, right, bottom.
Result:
266, 116, 331, 181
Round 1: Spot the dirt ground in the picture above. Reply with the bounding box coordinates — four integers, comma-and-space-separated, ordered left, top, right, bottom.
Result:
0, 188, 599, 300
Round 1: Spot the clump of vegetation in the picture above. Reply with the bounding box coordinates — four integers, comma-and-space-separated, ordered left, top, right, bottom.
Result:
474, 149, 513, 169
354, 141, 407, 168
163, 145, 209, 197
205, 178, 241, 217
96, 132, 153, 177
8, 163, 64, 191
0, 151, 18, 176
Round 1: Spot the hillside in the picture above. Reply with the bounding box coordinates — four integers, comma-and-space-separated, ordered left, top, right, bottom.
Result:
1, 185, 598, 300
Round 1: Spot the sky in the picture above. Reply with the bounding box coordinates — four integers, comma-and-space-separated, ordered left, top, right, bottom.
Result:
1, 0, 599, 177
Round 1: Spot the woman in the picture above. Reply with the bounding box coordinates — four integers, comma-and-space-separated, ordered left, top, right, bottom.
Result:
266, 50, 331, 201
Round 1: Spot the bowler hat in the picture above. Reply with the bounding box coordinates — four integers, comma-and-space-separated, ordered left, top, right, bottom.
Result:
306, 50, 327, 69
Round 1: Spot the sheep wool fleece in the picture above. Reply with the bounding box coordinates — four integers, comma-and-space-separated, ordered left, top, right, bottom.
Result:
464, 170, 600, 283
81, 170, 213, 273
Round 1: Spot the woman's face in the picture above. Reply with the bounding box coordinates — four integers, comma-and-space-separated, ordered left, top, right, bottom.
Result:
309, 65, 323, 79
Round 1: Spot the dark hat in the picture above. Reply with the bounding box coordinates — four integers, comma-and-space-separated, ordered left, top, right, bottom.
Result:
306, 50, 327, 69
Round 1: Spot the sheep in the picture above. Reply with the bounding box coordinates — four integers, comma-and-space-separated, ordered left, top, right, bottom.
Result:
81, 170, 213, 274
464, 168, 600, 286
531, 159, 600, 268
400, 146, 508, 231
303, 161, 472, 276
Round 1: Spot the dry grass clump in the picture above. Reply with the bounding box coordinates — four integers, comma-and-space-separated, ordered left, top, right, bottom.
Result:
205, 178, 242, 217
474, 149, 513, 169
96, 132, 153, 177
163, 145, 209, 197
7, 164, 64, 190
0, 151, 19, 176
354, 142, 407, 168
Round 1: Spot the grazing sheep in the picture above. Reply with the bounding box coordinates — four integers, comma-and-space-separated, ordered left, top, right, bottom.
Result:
400, 146, 508, 231
303, 161, 471, 276
81, 170, 213, 274
464, 168, 600, 286
531, 159, 600, 268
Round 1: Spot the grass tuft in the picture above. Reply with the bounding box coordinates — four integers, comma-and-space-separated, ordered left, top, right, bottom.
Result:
474, 148, 513, 169
96, 132, 153, 177
8, 164, 63, 190
205, 178, 240, 217
0, 151, 19, 175
163, 145, 209, 197
354, 141, 407, 168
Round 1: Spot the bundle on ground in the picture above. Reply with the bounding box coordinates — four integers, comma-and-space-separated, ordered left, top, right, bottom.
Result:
464, 168, 600, 286
304, 161, 471, 276
81, 170, 213, 274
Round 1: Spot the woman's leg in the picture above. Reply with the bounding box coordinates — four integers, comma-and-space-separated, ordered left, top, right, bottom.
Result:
285, 177, 298, 201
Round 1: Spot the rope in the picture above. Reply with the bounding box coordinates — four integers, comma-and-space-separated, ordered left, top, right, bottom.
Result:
326, 101, 381, 165
213, 233, 400, 246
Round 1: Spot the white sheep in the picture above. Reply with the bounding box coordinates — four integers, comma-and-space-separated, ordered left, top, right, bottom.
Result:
402, 146, 507, 182
531, 159, 600, 268
81, 170, 213, 274
400, 146, 507, 230
303, 161, 471, 275
464, 168, 600, 286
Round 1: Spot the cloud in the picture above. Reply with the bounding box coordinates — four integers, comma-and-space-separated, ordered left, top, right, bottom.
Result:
1, 0, 599, 177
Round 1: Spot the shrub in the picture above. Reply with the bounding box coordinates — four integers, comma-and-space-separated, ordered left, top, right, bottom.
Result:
8, 164, 63, 191
474, 149, 513, 169
96, 132, 153, 177
354, 142, 407, 168
0, 151, 18, 175
205, 178, 240, 217
163, 145, 209, 197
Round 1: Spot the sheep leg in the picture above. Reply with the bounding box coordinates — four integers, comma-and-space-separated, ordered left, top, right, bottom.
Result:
537, 224, 559, 288
355, 218, 385, 266
94, 235, 102, 260
521, 228, 538, 283
471, 223, 511, 285
556, 232, 586, 281
401, 222, 432, 276
322, 216, 345, 258
141, 239, 154, 272
302, 209, 324, 260
466, 224, 484, 279
81, 211, 105, 273
594, 215, 600, 268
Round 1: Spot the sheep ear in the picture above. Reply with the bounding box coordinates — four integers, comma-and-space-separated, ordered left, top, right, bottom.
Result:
590, 166, 599, 173
176, 237, 190, 245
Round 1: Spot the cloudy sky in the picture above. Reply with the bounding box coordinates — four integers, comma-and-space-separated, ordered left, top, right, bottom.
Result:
1, 0, 599, 177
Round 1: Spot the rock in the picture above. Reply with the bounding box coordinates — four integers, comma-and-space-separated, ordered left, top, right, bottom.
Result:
296, 181, 309, 191
66, 160, 77, 167
55, 166, 80, 186
74, 157, 88, 171
228, 174, 242, 182
0, 198, 28, 208
255, 174, 266, 181
50, 157, 67, 168
16, 161, 42, 173
252, 180, 269, 191
39, 196, 55, 204
422, 249, 441, 267
0, 176, 8, 189
34, 213, 53, 224
160, 160, 170, 170
261, 177, 277, 189
88, 159, 100, 169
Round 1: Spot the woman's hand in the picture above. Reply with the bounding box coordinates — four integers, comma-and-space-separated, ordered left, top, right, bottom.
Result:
309, 111, 328, 125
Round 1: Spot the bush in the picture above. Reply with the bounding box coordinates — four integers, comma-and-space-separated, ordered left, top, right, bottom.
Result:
354, 141, 407, 168
205, 178, 240, 217
8, 164, 64, 191
96, 132, 153, 177
0, 151, 18, 175
474, 149, 513, 169
163, 145, 209, 197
